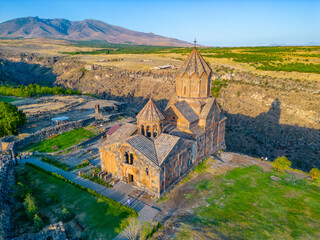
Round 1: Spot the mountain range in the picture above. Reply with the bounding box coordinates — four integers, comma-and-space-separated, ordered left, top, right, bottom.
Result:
0, 17, 192, 46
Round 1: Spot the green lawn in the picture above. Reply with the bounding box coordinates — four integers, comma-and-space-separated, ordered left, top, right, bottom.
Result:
12, 165, 131, 239
24, 128, 95, 152
0, 96, 17, 102
189, 165, 320, 239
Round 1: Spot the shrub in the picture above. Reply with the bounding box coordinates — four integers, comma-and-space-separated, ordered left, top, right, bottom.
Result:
194, 159, 209, 173
14, 181, 33, 200
24, 193, 38, 219
33, 213, 43, 231
61, 206, 72, 221
309, 168, 320, 180
272, 156, 292, 171
49, 192, 59, 203
91, 166, 101, 174
211, 80, 228, 98
76, 159, 90, 169
42, 157, 72, 171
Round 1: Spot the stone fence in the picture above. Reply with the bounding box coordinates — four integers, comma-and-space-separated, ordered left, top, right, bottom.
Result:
1, 116, 95, 155
0, 157, 15, 239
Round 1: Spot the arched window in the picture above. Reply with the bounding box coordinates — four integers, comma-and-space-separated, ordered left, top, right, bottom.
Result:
129, 153, 134, 165
153, 125, 158, 138
146, 126, 152, 138
146, 168, 149, 176
124, 152, 129, 164
141, 125, 145, 136
184, 86, 187, 95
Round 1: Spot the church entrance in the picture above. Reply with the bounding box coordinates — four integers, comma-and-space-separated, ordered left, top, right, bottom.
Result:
128, 174, 134, 183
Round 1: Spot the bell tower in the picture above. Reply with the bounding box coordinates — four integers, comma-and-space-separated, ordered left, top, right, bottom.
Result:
175, 45, 212, 100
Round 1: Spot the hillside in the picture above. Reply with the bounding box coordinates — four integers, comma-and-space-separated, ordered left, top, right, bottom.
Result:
0, 17, 192, 47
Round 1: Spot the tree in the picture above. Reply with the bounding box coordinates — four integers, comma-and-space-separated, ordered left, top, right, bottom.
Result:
115, 217, 154, 240
33, 213, 43, 231
0, 102, 26, 137
24, 193, 38, 219
309, 168, 320, 180
272, 156, 292, 171
116, 216, 140, 240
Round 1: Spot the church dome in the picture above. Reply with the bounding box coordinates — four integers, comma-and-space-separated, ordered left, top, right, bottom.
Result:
136, 99, 165, 139
177, 48, 212, 79
176, 47, 212, 99
136, 99, 165, 122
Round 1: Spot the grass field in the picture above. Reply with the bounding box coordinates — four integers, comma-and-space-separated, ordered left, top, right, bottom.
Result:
23, 128, 95, 153
0, 96, 17, 102
178, 165, 320, 239
12, 165, 130, 239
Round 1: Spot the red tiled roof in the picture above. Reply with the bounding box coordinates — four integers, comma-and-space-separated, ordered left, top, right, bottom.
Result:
106, 124, 120, 136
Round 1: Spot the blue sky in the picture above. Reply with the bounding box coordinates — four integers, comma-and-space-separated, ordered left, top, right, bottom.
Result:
0, 0, 319, 46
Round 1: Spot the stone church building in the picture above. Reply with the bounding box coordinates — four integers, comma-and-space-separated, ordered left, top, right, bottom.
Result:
99, 47, 226, 197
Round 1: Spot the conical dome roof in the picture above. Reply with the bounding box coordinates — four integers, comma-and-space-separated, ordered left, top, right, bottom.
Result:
177, 48, 212, 78
136, 99, 165, 122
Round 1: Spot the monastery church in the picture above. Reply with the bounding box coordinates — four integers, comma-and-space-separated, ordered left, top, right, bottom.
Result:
99, 47, 226, 197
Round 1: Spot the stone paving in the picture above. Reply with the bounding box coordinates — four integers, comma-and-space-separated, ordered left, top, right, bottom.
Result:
18, 157, 160, 239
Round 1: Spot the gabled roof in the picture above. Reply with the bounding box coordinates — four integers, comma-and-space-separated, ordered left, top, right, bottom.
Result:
136, 99, 165, 122
174, 101, 199, 123
199, 98, 215, 119
177, 48, 212, 78
125, 133, 181, 167
126, 134, 158, 165
154, 134, 180, 165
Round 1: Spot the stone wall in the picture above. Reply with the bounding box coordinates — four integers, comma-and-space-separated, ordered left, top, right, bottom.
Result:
1, 117, 95, 154
0, 157, 15, 240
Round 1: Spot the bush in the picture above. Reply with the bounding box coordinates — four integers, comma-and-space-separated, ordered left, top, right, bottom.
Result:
14, 181, 34, 200
0, 102, 27, 137
24, 193, 38, 219
211, 80, 227, 98
61, 206, 72, 221
77, 159, 90, 169
41, 157, 72, 171
272, 156, 292, 171
309, 168, 320, 180
33, 213, 43, 231
194, 159, 209, 173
